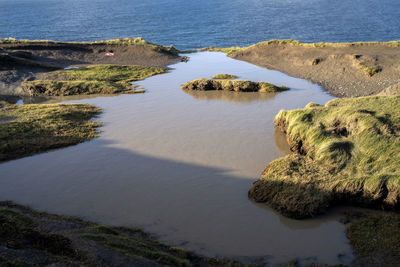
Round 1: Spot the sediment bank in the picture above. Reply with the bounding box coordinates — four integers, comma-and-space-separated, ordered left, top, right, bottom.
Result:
206, 40, 400, 97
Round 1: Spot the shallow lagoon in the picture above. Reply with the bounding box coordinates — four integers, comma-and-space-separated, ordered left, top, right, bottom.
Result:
0, 52, 353, 265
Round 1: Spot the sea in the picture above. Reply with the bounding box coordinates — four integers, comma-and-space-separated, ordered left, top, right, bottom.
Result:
1, 0, 400, 50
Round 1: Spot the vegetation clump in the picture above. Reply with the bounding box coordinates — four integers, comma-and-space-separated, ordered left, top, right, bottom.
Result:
351, 54, 382, 77
212, 74, 238, 80
0, 201, 249, 266
0, 101, 102, 162
182, 79, 289, 93
249, 96, 400, 218
21, 64, 165, 96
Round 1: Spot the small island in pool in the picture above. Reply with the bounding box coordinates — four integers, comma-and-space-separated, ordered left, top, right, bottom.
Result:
182, 78, 289, 93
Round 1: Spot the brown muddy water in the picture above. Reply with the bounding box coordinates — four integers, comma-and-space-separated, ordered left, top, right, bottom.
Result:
0, 52, 354, 266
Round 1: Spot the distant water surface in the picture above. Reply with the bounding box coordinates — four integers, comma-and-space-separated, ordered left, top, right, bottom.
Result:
1, 0, 399, 49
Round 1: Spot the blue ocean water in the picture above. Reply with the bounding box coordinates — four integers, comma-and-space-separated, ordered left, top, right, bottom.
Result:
1, 0, 400, 50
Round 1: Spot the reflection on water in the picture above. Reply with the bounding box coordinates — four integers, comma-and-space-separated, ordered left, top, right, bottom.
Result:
0, 95, 20, 104
20, 94, 121, 104
184, 90, 278, 103
274, 129, 292, 155
0, 52, 352, 266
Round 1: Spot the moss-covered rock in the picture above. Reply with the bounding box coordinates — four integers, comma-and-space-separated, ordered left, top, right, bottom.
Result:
249, 96, 400, 218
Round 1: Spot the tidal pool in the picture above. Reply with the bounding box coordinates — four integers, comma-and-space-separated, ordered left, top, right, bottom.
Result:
0, 52, 354, 265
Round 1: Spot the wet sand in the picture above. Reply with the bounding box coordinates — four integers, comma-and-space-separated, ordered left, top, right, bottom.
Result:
0, 52, 354, 265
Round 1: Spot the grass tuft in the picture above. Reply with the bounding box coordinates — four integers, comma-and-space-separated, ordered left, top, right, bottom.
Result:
249, 96, 400, 218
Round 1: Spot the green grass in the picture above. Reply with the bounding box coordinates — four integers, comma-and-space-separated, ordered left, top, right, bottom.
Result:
253, 39, 400, 48
21, 64, 165, 96
0, 101, 102, 162
0, 37, 181, 55
182, 79, 289, 93
212, 74, 239, 80
249, 96, 400, 218
202, 39, 400, 56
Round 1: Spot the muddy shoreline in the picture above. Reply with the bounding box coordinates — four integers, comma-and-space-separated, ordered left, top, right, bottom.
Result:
0, 38, 181, 95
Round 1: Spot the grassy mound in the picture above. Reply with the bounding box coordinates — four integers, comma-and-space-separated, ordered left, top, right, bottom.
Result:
182, 79, 289, 93
249, 96, 400, 218
212, 74, 238, 80
21, 64, 164, 96
0, 102, 102, 162
0, 201, 248, 266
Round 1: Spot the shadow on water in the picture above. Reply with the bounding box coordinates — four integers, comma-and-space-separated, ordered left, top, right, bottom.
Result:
0, 138, 354, 266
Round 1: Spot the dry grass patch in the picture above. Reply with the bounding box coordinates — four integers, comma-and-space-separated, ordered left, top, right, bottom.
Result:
0, 101, 102, 162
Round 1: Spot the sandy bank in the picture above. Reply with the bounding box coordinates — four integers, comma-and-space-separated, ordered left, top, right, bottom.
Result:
207, 40, 400, 97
